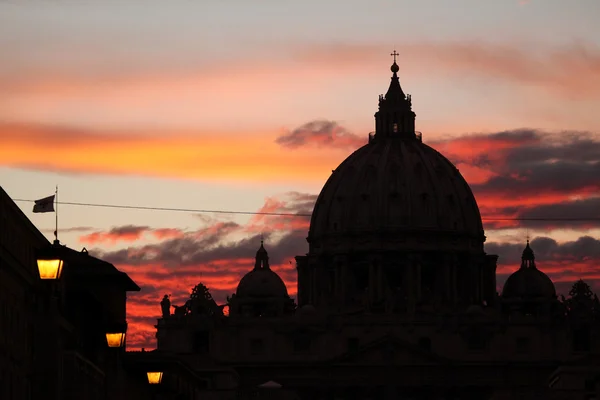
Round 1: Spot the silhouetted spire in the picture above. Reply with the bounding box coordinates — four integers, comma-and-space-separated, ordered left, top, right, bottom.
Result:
385, 51, 406, 104
373, 51, 416, 140
520, 240, 536, 269
254, 239, 270, 270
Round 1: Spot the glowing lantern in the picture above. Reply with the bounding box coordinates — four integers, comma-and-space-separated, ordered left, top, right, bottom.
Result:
106, 332, 126, 348
147, 372, 163, 384
36, 247, 64, 280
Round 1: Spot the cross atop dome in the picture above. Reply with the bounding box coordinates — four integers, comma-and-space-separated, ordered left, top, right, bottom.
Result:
390, 50, 400, 74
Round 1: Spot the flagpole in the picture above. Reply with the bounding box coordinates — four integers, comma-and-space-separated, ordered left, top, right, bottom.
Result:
55, 185, 59, 244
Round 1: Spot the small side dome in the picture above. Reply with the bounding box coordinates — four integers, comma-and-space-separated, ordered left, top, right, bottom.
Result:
296, 304, 316, 317
465, 304, 485, 315
502, 240, 556, 300
236, 269, 288, 298
235, 240, 288, 299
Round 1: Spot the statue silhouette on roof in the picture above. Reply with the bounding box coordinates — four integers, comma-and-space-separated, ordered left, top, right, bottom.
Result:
160, 294, 171, 318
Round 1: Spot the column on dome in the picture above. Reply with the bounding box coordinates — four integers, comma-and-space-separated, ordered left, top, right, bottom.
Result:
368, 258, 377, 305
375, 257, 384, 302
474, 259, 484, 305
409, 254, 422, 306
483, 254, 498, 306
445, 254, 456, 305
308, 259, 318, 306
333, 255, 347, 308
404, 258, 413, 311
295, 255, 309, 306
452, 254, 459, 305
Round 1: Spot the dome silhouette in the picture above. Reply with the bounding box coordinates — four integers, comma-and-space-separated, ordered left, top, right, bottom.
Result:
502, 241, 556, 300
308, 138, 485, 253
236, 268, 289, 298
235, 241, 288, 299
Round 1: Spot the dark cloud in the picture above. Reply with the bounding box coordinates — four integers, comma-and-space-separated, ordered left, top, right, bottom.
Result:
473, 161, 600, 195
487, 235, 600, 297
481, 196, 600, 231
42, 226, 95, 234
435, 129, 600, 196
110, 225, 150, 235
276, 120, 365, 150
80, 224, 150, 244
486, 236, 600, 266
430, 129, 600, 231
516, 197, 600, 229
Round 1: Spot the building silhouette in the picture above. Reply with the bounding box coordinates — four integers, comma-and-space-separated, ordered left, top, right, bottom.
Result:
153, 60, 600, 400
1, 58, 599, 400
0, 187, 156, 400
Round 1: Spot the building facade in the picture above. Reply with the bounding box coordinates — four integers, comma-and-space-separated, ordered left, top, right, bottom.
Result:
0, 187, 47, 400
0, 187, 181, 399
154, 60, 600, 400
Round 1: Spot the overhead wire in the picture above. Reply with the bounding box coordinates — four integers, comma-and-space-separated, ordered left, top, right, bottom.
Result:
12, 198, 600, 222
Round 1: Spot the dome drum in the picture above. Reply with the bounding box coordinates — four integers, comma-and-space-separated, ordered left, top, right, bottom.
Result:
308, 229, 485, 254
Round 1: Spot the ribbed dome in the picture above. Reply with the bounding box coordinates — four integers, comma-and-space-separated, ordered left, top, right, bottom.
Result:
502, 268, 556, 299
236, 269, 288, 298
502, 241, 556, 300
235, 241, 288, 298
308, 136, 485, 253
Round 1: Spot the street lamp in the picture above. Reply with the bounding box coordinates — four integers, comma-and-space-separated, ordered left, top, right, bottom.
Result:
147, 372, 164, 385
106, 332, 127, 348
36, 246, 65, 280
106, 322, 127, 348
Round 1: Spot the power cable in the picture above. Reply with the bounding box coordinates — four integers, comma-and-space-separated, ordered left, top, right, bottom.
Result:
11, 198, 600, 221
13, 198, 311, 217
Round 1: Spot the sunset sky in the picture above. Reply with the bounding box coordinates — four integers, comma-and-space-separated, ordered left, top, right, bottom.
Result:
2, 0, 600, 349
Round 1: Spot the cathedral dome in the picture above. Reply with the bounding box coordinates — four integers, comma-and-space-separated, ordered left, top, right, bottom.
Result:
308, 61, 485, 253
309, 138, 484, 253
308, 62, 484, 253
502, 241, 556, 300
236, 242, 289, 298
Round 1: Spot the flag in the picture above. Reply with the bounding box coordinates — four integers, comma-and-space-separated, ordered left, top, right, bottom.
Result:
33, 195, 55, 213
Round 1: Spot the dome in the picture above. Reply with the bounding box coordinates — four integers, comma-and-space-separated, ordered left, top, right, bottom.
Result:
296, 304, 317, 317
235, 241, 289, 298
236, 269, 289, 298
502, 241, 556, 300
308, 136, 484, 253
308, 61, 484, 254
465, 305, 485, 316
502, 269, 556, 299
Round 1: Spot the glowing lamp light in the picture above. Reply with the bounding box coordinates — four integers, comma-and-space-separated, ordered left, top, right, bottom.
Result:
147, 372, 163, 385
37, 258, 64, 280
106, 332, 126, 348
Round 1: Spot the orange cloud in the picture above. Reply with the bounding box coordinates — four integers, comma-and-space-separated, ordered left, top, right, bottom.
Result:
4, 41, 599, 110
79, 225, 149, 245
245, 192, 314, 233
0, 122, 346, 183
152, 228, 185, 240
